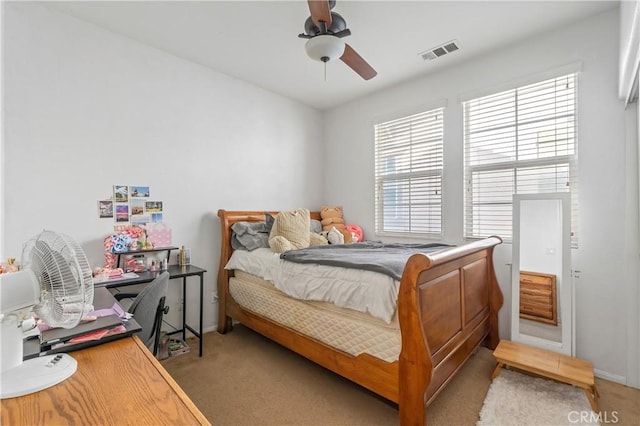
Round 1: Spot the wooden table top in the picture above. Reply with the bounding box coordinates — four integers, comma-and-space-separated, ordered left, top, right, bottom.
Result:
1, 336, 210, 425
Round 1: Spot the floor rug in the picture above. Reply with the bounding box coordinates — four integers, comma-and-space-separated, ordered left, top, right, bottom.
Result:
477, 369, 599, 425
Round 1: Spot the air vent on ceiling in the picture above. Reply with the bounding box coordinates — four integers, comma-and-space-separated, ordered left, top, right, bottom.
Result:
419, 40, 460, 61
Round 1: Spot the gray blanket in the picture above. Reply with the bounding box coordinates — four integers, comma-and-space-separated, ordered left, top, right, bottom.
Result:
280, 241, 452, 280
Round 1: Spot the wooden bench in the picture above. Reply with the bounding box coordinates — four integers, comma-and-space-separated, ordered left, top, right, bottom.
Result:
492, 340, 600, 412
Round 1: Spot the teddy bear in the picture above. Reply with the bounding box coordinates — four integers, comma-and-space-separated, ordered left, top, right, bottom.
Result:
320, 206, 345, 231
320, 226, 352, 244
269, 208, 328, 253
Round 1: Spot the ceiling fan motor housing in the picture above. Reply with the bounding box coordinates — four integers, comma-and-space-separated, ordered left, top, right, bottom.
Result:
304, 12, 347, 37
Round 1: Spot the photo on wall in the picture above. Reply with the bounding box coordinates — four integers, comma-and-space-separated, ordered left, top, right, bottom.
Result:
98, 200, 113, 218
145, 201, 163, 212
115, 204, 129, 223
131, 186, 150, 197
151, 213, 163, 223
132, 215, 150, 226
131, 198, 145, 215
114, 185, 129, 203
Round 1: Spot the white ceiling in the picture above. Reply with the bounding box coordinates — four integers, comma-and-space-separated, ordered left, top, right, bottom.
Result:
44, 1, 618, 110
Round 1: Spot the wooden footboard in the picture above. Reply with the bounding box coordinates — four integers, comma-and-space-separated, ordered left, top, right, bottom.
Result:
398, 237, 503, 425
217, 210, 502, 425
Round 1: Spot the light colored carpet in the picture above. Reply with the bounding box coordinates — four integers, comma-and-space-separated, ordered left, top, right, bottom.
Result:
163, 326, 640, 425
478, 369, 598, 425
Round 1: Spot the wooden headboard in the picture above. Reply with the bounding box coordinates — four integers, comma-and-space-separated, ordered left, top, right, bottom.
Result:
217, 210, 322, 267
216, 209, 322, 329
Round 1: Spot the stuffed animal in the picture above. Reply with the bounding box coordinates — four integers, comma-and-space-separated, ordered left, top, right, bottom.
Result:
309, 232, 328, 246
269, 208, 310, 253
344, 224, 363, 243
321, 206, 345, 231
338, 228, 352, 243
320, 227, 352, 244
269, 208, 328, 253
321, 227, 343, 245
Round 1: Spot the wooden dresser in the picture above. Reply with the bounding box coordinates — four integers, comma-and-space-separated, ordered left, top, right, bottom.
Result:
519, 270, 557, 325
1, 336, 210, 425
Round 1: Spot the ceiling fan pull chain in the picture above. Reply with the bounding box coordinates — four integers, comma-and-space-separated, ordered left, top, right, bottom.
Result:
324, 61, 327, 82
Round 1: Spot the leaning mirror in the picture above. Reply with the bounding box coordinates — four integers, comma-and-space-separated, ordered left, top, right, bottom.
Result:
511, 193, 573, 355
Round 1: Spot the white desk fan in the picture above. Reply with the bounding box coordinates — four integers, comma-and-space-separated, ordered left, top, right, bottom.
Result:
0, 230, 94, 399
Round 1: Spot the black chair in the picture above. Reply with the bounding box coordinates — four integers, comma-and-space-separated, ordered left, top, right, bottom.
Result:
114, 271, 170, 355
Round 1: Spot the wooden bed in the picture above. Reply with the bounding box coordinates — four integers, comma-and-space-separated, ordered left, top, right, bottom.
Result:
217, 210, 503, 426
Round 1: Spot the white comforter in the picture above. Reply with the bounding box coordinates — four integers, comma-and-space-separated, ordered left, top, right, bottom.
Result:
225, 248, 400, 323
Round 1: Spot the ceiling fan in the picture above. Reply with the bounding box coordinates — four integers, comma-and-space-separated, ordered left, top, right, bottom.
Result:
298, 0, 377, 80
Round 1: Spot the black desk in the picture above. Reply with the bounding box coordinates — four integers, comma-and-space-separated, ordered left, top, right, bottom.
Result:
95, 264, 207, 356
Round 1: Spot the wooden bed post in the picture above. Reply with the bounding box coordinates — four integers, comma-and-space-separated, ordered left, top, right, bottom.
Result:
398, 254, 434, 426
484, 238, 503, 350
217, 209, 233, 334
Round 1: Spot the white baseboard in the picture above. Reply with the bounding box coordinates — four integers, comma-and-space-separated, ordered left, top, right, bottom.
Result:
594, 369, 627, 385
204, 325, 218, 334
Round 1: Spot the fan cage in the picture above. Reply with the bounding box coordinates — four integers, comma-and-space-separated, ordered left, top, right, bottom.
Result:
22, 231, 94, 328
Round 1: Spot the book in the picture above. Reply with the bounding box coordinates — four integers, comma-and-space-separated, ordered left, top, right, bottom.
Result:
50, 325, 128, 349
40, 314, 123, 346
168, 338, 190, 356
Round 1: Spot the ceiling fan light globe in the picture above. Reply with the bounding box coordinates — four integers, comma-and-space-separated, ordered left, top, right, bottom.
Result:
305, 35, 345, 62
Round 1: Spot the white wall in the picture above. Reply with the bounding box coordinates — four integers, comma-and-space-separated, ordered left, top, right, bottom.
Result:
324, 8, 639, 384
2, 3, 324, 332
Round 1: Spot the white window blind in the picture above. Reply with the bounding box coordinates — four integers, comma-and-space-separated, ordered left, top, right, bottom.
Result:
374, 108, 444, 236
463, 73, 578, 244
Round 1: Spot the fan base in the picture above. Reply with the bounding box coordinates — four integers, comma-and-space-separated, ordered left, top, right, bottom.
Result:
1, 353, 77, 399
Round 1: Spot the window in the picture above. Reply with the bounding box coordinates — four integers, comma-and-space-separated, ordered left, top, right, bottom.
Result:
463, 73, 578, 244
374, 108, 444, 236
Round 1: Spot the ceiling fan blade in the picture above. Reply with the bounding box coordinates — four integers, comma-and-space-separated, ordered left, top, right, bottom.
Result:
307, 0, 332, 29
340, 44, 377, 80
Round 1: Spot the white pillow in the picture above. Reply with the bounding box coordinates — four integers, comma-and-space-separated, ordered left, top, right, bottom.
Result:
224, 248, 281, 280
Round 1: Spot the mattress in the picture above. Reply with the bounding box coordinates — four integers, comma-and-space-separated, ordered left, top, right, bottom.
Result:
225, 247, 400, 323
230, 270, 401, 363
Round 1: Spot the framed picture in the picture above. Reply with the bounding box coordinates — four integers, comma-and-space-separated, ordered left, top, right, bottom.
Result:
114, 185, 128, 203
145, 201, 163, 213
131, 198, 145, 215
98, 200, 113, 218
115, 204, 129, 223
130, 186, 150, 197
132, 215, 150, 226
